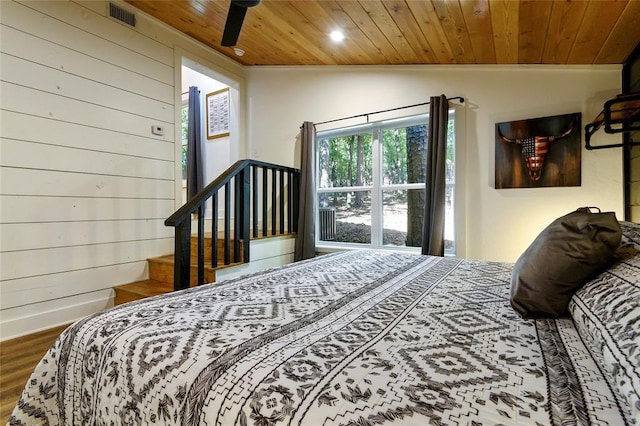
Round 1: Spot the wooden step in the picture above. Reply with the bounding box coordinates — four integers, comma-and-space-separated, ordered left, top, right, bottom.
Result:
114, 255, 240, 306
190, 235, 244, 264
113, 279, 173, 306
113, 231, 295, 306
148, 255, 218, 285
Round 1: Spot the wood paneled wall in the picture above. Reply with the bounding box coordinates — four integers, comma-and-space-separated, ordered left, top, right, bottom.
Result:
623, 44, 640, 222
0, 0, 244, 340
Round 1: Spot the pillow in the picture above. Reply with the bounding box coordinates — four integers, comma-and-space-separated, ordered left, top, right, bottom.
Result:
569, 221, 640, 424
510, 207, 621, 319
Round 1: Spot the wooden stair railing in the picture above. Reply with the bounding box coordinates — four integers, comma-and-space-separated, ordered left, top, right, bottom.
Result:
165, 159, 300, 291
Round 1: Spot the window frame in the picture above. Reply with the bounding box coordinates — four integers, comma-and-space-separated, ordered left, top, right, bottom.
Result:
315, 110, 458, 255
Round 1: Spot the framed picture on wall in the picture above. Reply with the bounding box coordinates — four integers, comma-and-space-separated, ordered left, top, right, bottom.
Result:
495, 112, 582, 189
206, 88, 230, 139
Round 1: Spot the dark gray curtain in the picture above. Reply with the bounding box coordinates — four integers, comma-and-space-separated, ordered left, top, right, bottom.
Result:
294, 122, 316, 261
187, 86, 204, 201
422, 95, 449, 256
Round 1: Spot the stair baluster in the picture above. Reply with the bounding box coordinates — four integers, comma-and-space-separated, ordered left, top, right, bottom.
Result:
165, 160, 301, 291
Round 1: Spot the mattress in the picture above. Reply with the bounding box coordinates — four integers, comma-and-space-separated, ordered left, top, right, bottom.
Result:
10, 250, 631, 425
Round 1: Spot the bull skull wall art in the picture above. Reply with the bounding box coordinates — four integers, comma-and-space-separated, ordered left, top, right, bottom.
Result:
495, 113, 582, 189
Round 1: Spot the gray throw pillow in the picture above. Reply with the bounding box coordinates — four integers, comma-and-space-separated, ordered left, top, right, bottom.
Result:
510, 207, 621, 319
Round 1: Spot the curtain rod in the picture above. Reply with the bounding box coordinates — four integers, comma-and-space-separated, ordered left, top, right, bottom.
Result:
316, 96, 464, 126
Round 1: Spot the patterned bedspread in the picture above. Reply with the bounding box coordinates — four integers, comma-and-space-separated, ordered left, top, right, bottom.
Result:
11, 251, 629, 425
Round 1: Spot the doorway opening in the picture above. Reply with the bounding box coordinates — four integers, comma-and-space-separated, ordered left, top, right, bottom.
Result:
180, 57, 241, 216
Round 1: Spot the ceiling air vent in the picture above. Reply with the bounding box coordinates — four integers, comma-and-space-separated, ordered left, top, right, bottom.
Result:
109, 2, 136, 27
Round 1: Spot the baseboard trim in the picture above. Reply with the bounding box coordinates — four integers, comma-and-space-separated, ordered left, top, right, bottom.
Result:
0, 290, 114, 341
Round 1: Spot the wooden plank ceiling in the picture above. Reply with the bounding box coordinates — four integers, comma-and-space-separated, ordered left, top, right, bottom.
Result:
125, 0, 640, 66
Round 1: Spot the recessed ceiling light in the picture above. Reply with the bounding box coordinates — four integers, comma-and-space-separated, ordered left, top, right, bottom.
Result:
233, 47, 245, 56
330, 30, 344, 42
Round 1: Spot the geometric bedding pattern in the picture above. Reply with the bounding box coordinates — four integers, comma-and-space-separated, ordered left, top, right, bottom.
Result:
11, 251, 630, 425
570, 221, 640, 425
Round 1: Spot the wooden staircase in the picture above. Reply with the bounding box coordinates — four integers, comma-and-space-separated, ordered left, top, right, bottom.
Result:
113, 233, 243, 305
120, 160, 301, 302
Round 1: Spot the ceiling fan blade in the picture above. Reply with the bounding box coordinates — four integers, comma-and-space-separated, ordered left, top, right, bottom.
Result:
221, 2, 247, 47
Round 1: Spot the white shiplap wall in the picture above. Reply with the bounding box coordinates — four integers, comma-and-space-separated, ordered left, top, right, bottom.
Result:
0, 0, 245, 340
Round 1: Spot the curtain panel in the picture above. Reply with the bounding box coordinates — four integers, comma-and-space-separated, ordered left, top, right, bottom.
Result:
294, 122, 317, 261
422, 95, 449, 256
187, 86, 204, 201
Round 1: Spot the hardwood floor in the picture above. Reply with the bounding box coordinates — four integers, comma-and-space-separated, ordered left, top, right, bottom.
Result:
0, 324, 69, 423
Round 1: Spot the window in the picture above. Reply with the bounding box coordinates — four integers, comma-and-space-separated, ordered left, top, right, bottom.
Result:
316, 112, 456, 253
181, 101, 188, 183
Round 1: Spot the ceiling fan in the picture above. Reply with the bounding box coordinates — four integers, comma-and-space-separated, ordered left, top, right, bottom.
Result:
221, 0, 261, 47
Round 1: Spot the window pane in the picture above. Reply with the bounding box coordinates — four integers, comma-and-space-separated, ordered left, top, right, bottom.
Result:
446, 116, 455, 185
318, 191, 371, 244
182, 105, 188, 180
381, 124, 427, 185
318, 134, 372, 188
445, 184, 455, 252
382, 189, 425, 247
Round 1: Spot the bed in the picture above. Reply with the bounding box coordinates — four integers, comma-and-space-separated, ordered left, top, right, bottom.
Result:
10, 221, 639, 425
